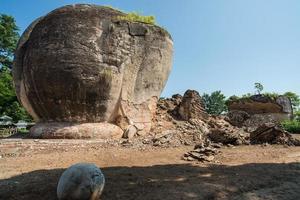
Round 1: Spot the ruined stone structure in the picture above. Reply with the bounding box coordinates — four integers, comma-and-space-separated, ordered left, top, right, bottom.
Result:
227, 95, 293, 131
13, 4, 173, 139
178, 90, 209, 121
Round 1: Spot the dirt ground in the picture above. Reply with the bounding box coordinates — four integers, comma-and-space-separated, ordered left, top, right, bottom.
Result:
0, 139, 300, 200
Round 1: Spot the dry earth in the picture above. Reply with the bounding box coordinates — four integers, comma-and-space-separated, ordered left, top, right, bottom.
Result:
0, 139, 300, 200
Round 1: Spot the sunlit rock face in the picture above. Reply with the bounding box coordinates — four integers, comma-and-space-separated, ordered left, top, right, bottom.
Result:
227, 95, 293, 132
13, 4, 173, 139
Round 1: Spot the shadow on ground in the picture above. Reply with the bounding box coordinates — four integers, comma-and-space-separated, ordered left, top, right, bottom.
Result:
0, 162, 300, 200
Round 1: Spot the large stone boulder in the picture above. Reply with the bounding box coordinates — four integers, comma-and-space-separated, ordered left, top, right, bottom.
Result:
13, 4, 173, 139
227, 95, 293, 131
57, 163, 105, 200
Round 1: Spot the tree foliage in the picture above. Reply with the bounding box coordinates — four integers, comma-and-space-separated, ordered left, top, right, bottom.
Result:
0, 14, 19, 69
202, 91, 227, 115
0, 14, 31, 122
281, 119, 300, 133
0, 66, 31, 122
254, 82, 264, 94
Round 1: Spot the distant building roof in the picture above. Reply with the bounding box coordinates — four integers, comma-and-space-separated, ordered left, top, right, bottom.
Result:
0, 115, 12, 121
14, 120, 28, 129
15, 120, 28, 125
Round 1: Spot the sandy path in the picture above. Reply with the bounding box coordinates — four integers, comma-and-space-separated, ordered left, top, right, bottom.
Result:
0, 139, 300, 200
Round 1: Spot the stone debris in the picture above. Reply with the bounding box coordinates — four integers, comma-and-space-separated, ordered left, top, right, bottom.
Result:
151, 90, 250, 147
207, 116, 250, 145
183, 141, 221, 162
226, 110, 250, 127
250, 123, 300, 146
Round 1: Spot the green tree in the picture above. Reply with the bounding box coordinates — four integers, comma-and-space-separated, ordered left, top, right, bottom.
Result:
254, 82, 264, 94
0, 14, 31, 122
202, 91, 227, 115
0, 14, 19, 68
295, 110, 300, 121
0, 65, 31, 121
283, 92, 300, 111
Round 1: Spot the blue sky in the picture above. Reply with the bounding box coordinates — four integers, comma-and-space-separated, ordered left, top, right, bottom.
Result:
1, 0, 300, 97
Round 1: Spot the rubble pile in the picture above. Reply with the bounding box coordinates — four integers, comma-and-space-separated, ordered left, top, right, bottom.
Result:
250, 122, 299, 145
207, 116, 250, 145
182, 141, 221, 162
151, 90, 300, 162
151, 90, 250, 147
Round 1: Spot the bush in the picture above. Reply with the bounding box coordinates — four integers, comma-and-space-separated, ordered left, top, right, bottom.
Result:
281, 120, 300, 133
117, 12, 156, 25
202, 91, 227, 115
294, 111, 300, 121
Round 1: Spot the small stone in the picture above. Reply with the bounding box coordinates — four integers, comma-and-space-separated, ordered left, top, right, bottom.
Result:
186, 156, 195, 161
203, 155, 215, 162
123, 125, 137, 139
211, 143, 222, 148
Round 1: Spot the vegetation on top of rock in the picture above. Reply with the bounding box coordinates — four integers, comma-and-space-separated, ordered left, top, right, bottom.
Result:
227, 91, 300, 111
226, 83, 300, 110
103, 5, 156, 25
117, 12, 156, 25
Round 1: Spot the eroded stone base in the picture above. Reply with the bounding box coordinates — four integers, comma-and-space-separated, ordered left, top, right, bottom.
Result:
30, 122, 124, 139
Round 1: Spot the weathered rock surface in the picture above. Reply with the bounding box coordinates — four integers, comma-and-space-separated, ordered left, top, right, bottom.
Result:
227, 110, 250, 127
13, 4, 173, 138
208, 116, 249, 145
30, 122, 124, 139
151, 90, 250, 147
178, 90, 209, 121
227, 95, 293, 131
57, 163, 105, 200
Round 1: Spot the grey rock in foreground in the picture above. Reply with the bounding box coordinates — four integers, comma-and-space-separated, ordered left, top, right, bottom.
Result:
57, 163, 105, 200
13, 4, 173, 139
